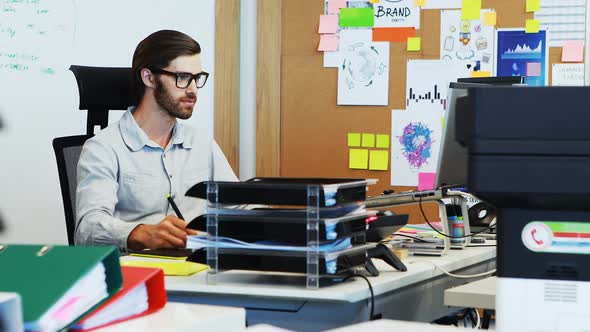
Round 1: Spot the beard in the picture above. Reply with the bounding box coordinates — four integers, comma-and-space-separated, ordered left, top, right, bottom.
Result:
154, 77, 196, 120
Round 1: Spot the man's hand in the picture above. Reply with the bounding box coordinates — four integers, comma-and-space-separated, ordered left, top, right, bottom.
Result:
127, 215, 198, 250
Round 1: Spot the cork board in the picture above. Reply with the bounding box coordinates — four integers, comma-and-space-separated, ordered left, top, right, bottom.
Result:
280, 0, 564, 223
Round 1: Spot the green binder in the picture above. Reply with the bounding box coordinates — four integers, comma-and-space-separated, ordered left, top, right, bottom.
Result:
0, 244, 123, 331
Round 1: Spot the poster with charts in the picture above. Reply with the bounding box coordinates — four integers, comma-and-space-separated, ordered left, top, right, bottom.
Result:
337, 41, 389, 105
495, 29, 548, 87
373, 0, 420, 29
440, 9, 495, 74
405, 60, 470, 112
391, 110, 443, 186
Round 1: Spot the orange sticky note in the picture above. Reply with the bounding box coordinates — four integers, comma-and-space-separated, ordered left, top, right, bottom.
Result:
461, 0, 481, 20
407, 37, 421, 51
318, 34, 339, 51
319, 15, 339, 34
350, 149, 369, 169
414, 0, 426, 6
483, 12, 496, 26
373, 27, 416, 42
369, 150, 389, 171
562, 40, 585, 62
525, 19, 540, 33
471, 71, 491, 78
526, 0, 541, 12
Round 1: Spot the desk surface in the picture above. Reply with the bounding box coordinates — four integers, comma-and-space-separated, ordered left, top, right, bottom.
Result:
327, 319, 474, 331
161, 246, 496, 303
444, 276, 496, 310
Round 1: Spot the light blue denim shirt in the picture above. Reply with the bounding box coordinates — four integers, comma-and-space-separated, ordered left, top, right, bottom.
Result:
75, 107, 238, 249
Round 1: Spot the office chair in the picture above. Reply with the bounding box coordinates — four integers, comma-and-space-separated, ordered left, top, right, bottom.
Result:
53, 65, 133, 245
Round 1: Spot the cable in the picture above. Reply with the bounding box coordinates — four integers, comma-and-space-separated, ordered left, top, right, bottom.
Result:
419, 197, 496, 239
474, 308, 481, 329
343, 274, 375, 321
410, 260, 496, 279
391, 233, 428, 243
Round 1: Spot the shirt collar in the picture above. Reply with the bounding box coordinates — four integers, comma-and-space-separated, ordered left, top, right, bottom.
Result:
120, 107, 192, 151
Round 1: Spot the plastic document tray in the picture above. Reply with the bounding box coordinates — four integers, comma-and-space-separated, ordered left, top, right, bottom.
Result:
185, 177, 377, 207
186, 243, 376, 275
187, 210, 375, 243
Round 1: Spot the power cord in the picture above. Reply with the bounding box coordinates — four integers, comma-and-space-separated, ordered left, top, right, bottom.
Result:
343, 274, 377, 321
410, 260, 496, 279
391, 234, 428, 243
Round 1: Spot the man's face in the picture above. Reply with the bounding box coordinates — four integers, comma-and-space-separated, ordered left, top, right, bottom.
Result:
153, 54, 203, 120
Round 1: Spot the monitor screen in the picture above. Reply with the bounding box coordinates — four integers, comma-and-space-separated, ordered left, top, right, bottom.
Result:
435, 76, 525, 188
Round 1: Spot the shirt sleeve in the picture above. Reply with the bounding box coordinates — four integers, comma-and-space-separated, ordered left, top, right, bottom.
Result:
75, 138, 140, 250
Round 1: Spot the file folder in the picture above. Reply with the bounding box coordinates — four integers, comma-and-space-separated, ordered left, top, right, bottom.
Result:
0, 292, 23, 332
72, 266, 166, 331
0, 245, 122, 332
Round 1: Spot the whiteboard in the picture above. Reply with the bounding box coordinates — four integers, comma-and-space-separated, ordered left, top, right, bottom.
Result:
0, 0, 216, 244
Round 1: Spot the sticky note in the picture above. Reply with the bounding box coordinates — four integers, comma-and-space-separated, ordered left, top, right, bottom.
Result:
526, 0, 541, 12
319, 15, 339, 34
414, 0, 426, 6
461, 0, 481, 20
121, 260, 208, 276
407, 37, 422, 51
562, 40, 585, 62
318, 34, 339, 51
525, 19, 540, 33
361, 133, 375, 148
483, 12, 496, 26
370, 0, 381, 3
348, 133, 361, 147
373, 27, 416, 42
376, 134, 390, 148
339, 8, 374, 27
369, 150, 389, 171
349, 149, 369, 169
526, 62, 541, 77
328, 0, 347, 14
418, 173, 437, 190
471, 71, 492, 78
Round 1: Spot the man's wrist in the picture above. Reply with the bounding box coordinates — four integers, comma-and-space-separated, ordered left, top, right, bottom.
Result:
127, 224, 146, 250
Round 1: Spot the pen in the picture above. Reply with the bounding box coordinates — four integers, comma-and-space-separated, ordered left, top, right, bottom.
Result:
166, 193, 185, 220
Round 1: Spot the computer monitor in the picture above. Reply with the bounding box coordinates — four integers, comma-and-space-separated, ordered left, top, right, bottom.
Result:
435, 76, 525, 188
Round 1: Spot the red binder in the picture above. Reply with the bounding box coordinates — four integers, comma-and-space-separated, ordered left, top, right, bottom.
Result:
71, 266, 167, 331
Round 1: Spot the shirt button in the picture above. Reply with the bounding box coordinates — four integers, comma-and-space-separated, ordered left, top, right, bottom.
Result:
169, 175, 173, 179
162, 154, 166, 158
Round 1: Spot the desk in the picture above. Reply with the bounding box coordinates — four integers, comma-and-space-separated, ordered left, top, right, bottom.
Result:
160, 246, 495, 331
94, 302, 245, 332
444, 276, 496, 310
327, 319, 475, 331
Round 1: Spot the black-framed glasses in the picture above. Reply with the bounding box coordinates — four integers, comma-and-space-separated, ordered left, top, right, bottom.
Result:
150, 68, 209, 89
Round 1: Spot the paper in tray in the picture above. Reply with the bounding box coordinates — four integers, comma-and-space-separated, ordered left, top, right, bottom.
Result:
185, 177, 377, 207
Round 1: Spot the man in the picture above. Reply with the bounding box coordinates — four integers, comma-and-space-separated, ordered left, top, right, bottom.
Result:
75, 30, 237, 250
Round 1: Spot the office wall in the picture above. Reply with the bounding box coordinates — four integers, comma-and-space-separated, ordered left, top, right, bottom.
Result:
0, 0, 216, 244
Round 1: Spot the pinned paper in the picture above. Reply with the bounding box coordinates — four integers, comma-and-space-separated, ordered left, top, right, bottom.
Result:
526, 0, 541, 12
340, 8, 374, 27
318, 34, 339, 51
328, 0, 347, 15
319, 15, 339, 34
369, 150, 389, 171
418, 172, 436, 190
525, 19, 540, 33
348, 133, 361, 147
483, 11, 496, 26
373, 27, 416, 42
562, 40, 585, 62
472, 71, 492, 78
461, 0, 481, 20
350, 149, 369, 169
415, 0, 426, 6
526, 62, 541, 77
361, 133, 376, 148
407, 37, 422, 51
376, 134, 390, 148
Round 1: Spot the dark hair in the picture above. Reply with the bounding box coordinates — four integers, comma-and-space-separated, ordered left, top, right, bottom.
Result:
131, 30, 201, 103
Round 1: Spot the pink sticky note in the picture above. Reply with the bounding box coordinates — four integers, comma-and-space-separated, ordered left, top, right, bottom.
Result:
418, 172, 436, 191
319, 14, 339, 34
562, 40, 585, 62
318, 34, 339, 51
328, 0, 347, 14
526, 62, 541, 77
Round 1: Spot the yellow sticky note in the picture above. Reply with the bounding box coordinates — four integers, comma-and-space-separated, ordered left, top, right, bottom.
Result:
407, 37, 421, 51
349, 149, 369, 169
121, 260, 208, 276
471, 71, 492, 78
461, 0, 481, 20
369, 0, 381, 3
376, 134, 390, 148
483, 12, 496, 26
526, 0, 540, 12
361, 133, 375, 147
414, 0, 426, 7
369, 150, 389, 171
525, 19, 540, 33
348, 133, 361, 147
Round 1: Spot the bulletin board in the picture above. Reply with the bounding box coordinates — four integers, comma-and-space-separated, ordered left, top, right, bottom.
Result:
278, 0, 568, 223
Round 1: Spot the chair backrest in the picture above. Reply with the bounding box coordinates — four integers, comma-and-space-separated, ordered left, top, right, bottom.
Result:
53, 135, 91, 245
